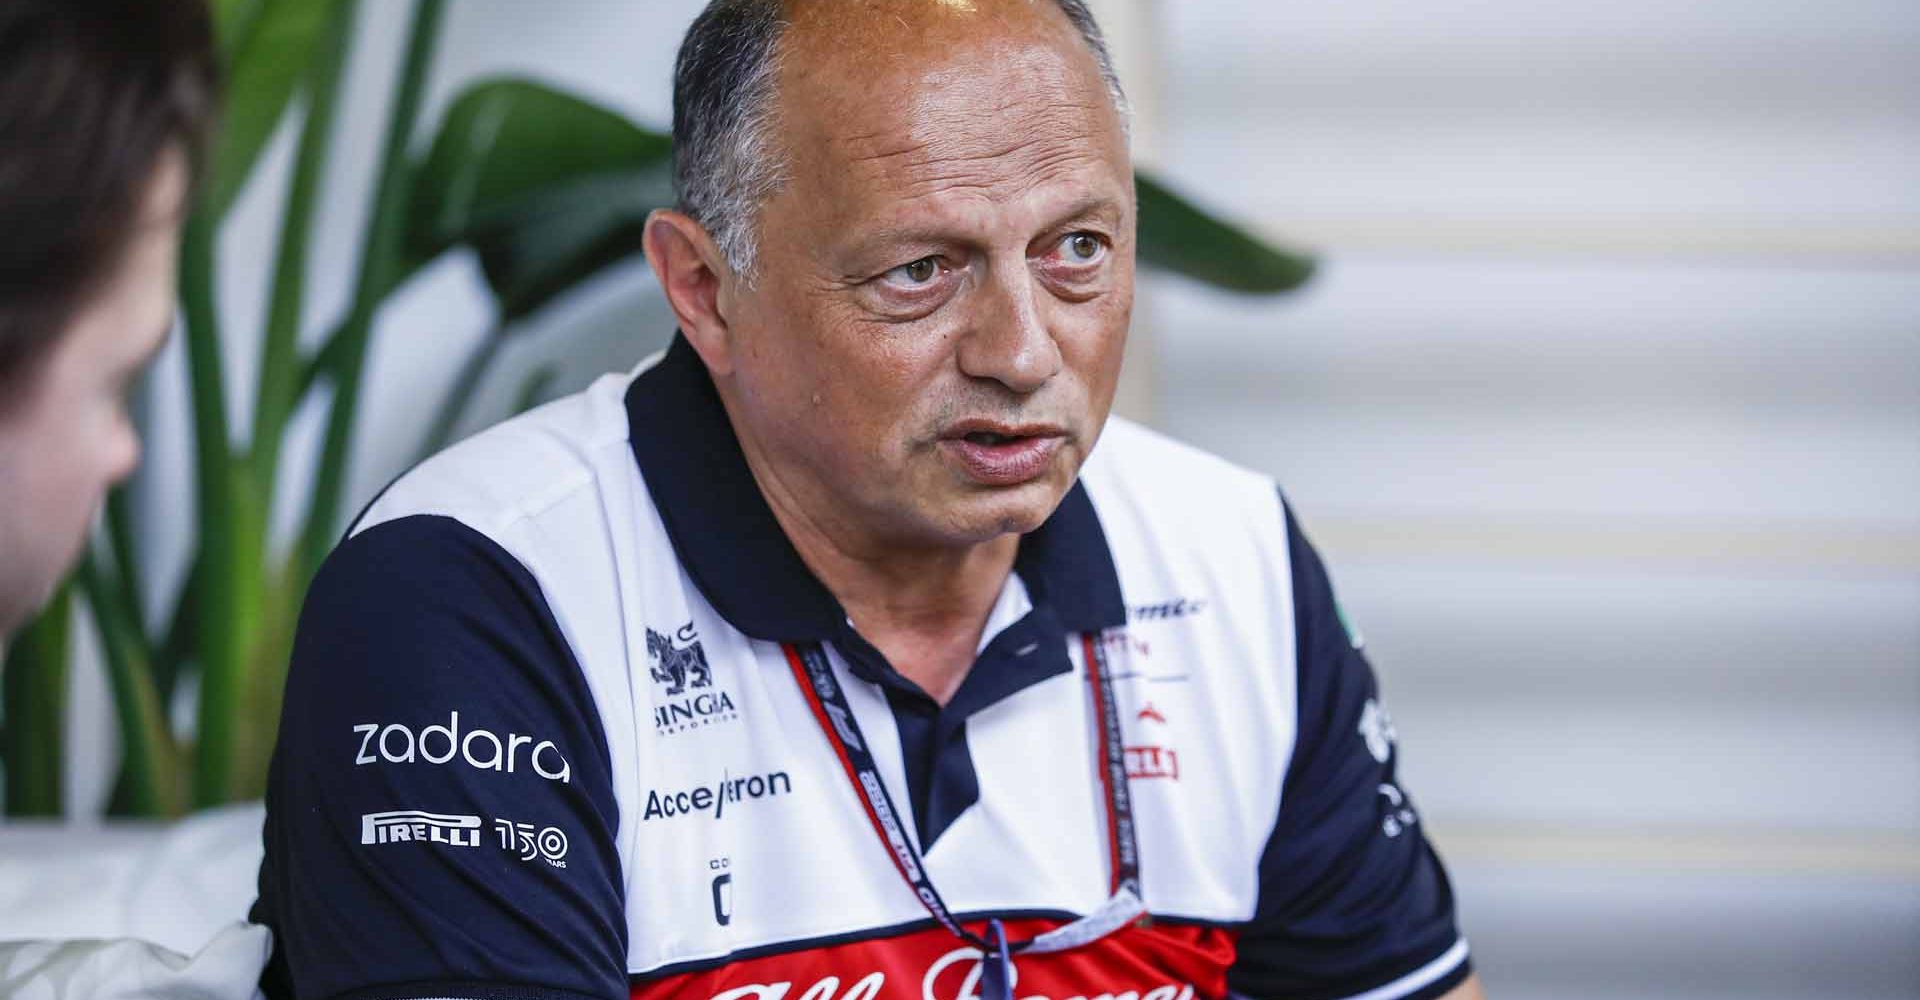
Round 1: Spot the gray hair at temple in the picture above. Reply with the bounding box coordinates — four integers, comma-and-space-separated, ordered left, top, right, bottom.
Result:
670, 0, 1132, 281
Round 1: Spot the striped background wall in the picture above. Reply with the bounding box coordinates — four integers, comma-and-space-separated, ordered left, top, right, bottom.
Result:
1138, 1, 1920, 996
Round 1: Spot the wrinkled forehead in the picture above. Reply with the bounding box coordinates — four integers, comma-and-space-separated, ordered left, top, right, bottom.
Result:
772, 0, 1127, 210
782, 0, 1082, 60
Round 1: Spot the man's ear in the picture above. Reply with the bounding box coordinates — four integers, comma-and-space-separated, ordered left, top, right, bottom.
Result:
644, 209, 738, 376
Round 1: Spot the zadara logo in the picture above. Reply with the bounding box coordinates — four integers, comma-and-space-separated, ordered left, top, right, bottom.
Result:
353, 711, 571, 783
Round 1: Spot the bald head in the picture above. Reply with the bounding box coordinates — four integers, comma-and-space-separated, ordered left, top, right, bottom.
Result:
782, 0, 1107, 77
645, 0, 1137, 559
670, 0, 1129, 278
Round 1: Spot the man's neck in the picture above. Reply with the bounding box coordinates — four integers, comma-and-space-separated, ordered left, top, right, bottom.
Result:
735, 435, 1016, 706
795, 526, 1017, 706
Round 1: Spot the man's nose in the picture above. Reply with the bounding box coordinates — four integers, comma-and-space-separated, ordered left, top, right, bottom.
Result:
955, 265, 1063, 394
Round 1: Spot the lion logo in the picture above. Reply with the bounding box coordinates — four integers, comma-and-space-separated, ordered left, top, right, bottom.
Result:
648, 625, 712, 697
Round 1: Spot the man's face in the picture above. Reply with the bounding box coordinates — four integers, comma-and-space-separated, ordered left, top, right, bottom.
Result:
0, 150, 183, 636
718, 1, 1134, 552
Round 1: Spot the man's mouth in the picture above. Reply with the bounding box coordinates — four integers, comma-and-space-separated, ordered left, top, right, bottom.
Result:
962, 430, 1021, 446
940, 422, 1066, 487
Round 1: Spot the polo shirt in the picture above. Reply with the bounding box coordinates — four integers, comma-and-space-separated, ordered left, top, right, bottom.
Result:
252, 334, 1471, 1000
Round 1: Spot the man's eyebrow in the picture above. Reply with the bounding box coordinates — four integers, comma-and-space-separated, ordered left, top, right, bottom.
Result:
853, 193, 1130, 253
1038, 193, 1127, 234
853, 223, 959, 251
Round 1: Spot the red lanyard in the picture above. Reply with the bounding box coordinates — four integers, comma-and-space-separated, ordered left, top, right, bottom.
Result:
783, 633, 1144, 969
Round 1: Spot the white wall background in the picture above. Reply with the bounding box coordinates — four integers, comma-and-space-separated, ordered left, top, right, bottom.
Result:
1147, 1, 1920, 997
33, 2, 1920, 998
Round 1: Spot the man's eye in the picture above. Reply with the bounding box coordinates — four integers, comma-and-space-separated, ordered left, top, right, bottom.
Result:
885, 257, 943, 287
1058, 232, 1106, 264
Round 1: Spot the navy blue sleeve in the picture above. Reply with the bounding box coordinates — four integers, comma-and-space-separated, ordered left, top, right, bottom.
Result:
251, 515, 625, 1000
1227, 497, 1470, 1000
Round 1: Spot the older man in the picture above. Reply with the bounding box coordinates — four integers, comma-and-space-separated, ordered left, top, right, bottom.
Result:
254, 3, 1480, 1000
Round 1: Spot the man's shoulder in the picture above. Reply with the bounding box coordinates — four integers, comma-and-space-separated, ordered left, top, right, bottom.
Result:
315, 366, 656, 682
351, 368, 639, 543
1083, 415, 1284, 527
1080, 416, 1296, 624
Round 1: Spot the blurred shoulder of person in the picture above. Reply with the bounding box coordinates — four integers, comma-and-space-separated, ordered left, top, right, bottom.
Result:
0, 0, 217, 640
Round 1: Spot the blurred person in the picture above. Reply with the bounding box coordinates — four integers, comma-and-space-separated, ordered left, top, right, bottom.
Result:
254, 2, 1482, 999
0, 0, 217, 640
0, 4, 270, 999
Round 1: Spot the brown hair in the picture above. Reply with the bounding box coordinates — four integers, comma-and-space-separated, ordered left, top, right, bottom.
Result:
0, 0, 218, 394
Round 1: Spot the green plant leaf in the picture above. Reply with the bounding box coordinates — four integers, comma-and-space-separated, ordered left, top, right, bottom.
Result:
410, 77, 674, 320
206, 0, 341, 220
76, 554, 183, 817
411, 77, 671, 255
1135, 171, 1315, 294
251, 0, 359, 500
211, 0, 267, 58
513, 364, 562, 415
1, 587, 70, 817
297, 0, 446, 585
467, 167, 673, 320
152, 556, 200, 705
417, 322, 508, 459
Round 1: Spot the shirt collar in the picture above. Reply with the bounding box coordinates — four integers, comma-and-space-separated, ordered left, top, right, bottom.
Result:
624, 333, 1127, 644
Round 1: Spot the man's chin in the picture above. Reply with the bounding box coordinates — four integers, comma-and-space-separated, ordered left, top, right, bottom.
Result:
939, 477, 1071, 542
